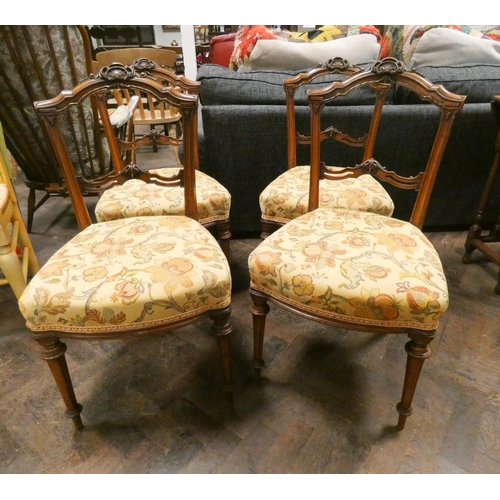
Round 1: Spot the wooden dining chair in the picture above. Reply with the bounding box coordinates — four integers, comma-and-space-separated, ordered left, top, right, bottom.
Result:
249, 58, 466, 430
17, 63, 234, 430
259, 57, 395, 239
95, 48, 182, 154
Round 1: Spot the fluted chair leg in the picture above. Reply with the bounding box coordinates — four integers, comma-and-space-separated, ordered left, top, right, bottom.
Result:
396, 332, 435, 430
250, 289, 270, 378
37, 336, 83, 430
215, 220, 231, 262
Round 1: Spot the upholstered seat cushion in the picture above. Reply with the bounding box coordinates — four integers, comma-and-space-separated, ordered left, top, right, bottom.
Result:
249, 208, 448, 330
260, 165, 395, 224
95, 169, 231, 224
18, 216, 231, 333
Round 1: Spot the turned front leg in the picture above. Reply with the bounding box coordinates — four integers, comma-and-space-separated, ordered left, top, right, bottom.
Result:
249, 288, 270, 378
36, 336, 83, 430
396, 332, 434, 431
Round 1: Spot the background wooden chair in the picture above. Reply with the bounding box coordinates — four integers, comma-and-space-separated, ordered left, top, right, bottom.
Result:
18, 66, 234, 430
95, 48, 182, 155
0, 25, 100, 233
0, 121, 39, 298
259, 58, 395, 239
249, 58, 466, 430
462, 96, 500, 294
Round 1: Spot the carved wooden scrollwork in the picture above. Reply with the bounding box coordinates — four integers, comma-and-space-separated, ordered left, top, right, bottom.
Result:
323, 57, 351, 73
98, 62, 136, 81
132, 58, 158, 72
372, 57, 406, 75
358, 158, 387, 175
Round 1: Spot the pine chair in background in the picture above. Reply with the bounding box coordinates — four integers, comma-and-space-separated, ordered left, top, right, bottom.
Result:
259, 57, 395, 239
249, 58, 466, 430
95, 48, 182, 154
0, 122, 39, 298
18, 64, 234, 430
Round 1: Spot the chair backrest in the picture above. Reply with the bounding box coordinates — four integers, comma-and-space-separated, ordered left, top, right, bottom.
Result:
282, 57, 363, 170
307, 57, 466, 229
95, 47, 178, 71
33, 62, 200, 230
0, 26, 108, 187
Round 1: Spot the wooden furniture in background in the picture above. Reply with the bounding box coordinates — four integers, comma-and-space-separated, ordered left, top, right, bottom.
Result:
95, 48, 182, 155
19, 64, 234, 430
0, 25, 102, 233
462, 96, 500, 293
249, 58, 466, 431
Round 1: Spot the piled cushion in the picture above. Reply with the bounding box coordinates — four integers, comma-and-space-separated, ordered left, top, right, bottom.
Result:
230, 25, 383, 71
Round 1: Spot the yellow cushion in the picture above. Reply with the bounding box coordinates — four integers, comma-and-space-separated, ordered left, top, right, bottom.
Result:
260, 165, 394, 224
249, 208, 448, 330
19, 216, 231, 333
95, 169, 230, 224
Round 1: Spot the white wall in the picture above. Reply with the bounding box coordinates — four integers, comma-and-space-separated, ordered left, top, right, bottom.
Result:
153, 25, 182, 47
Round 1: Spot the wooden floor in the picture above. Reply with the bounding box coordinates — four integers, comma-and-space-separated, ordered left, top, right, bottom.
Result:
2, 150, 500, 474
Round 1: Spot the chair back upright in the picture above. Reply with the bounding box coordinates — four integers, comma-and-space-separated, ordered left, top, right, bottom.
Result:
283, 57, 362, 170
34, 62, 200, 230
307, 57, 467, 229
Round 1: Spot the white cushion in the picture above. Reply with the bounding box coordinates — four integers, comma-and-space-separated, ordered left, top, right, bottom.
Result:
410, 27, 500, 68
247, 34, 381, 71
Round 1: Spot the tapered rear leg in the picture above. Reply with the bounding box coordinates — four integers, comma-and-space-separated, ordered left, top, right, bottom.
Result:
249, 288, 270, 378
215, 219, 231, 263
396, 332, 435, 431
36, 336, 83, 430
212, 309, 234, 400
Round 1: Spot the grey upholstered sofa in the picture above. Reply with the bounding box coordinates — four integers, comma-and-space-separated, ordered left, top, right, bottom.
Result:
196, 62, 500, 235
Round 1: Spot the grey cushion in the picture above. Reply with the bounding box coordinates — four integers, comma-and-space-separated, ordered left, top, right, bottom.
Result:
197, 63, 379, 106
395, 64, 500, 104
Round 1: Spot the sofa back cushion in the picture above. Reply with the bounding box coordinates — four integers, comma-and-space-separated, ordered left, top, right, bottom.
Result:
394, 64, 500, 104
197, 63, 378, 106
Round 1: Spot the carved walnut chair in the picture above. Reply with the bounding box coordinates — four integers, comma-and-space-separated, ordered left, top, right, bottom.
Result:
0, 25, 105, 233
17, 65, 234, 430
259, 57, 395, 239
249, 58, 466, 430
89, 60, 231, 261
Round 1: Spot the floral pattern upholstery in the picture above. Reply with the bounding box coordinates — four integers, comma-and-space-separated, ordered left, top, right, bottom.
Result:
249, 207, 448, 331
95, 169, 231, 225
18, 216, 232, 334
260, 165, 395, 225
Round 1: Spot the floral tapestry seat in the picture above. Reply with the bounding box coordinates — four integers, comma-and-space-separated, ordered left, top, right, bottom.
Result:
260, 165, 395, 226
250, 208, 448, 331
95, 169, 231, 226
